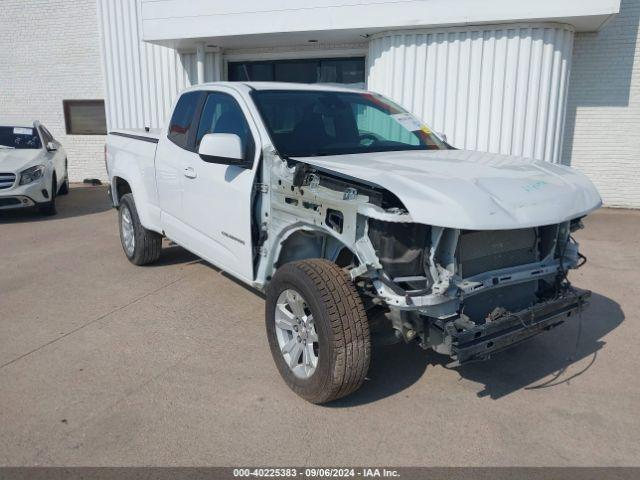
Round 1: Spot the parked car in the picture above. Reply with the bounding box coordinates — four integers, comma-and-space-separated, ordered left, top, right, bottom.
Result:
0, 120, 69, 215
105, 82, 601, 404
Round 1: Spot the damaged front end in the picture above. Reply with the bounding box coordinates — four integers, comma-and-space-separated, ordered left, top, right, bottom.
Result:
255, 150, 591, 365
365, 216, 590, 365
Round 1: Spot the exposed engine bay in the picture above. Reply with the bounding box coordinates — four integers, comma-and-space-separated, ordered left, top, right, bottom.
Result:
253, 148, 591, 365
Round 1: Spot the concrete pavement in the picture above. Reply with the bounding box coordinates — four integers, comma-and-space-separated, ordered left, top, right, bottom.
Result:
0, 185, 638, 466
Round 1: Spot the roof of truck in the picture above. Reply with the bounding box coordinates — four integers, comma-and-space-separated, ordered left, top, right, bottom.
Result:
192, 81, 366, 94
244, 82, 364, 92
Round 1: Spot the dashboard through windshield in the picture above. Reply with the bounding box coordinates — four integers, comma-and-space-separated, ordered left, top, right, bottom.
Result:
251, 90, 446, 158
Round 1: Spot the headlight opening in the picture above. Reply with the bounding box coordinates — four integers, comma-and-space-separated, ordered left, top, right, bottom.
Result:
19, 165, 45, 185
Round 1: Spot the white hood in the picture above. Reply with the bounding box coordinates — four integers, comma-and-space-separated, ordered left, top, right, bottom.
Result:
0, 149, 44, 173
296, 149, 602, 230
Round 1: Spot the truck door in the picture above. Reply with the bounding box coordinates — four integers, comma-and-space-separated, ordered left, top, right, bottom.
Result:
156, 90, 205, 236
179, 89, 259, 282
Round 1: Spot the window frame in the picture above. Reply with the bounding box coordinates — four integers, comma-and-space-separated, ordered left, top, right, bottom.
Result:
41, 125, 55, 142
39, 125, 53, 146
62, 99, 107, 135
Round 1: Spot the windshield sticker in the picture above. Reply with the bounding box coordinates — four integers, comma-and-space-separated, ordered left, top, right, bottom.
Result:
391, 113, 424, 132
13, 127, 33, 135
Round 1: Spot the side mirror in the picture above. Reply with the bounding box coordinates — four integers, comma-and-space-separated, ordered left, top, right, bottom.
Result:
46, 142, 57, 152
198, 133, 249, 168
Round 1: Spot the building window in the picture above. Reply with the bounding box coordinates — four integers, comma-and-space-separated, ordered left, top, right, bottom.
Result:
63, 100, 107, 135
228, 57, 365, 86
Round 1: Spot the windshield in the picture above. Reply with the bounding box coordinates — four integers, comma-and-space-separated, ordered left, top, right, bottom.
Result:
0, 126, 41, 150
251, 90, 447, 157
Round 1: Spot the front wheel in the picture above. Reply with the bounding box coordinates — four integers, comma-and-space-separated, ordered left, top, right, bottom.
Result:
266, 259, 371, 404
58, 172, 69, 195
118, 193, 162, 265
38, 177, 57, 216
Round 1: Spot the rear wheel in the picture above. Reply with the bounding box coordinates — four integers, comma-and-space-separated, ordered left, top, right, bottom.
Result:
266, 259, 371, 404
118, 193, 162, 265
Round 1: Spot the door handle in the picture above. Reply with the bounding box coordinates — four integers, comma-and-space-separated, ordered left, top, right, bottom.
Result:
184, 166, 197, 179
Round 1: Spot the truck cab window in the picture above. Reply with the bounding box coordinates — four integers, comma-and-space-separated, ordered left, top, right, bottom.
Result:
196, 92, 254, 160
168, 91, 203, 149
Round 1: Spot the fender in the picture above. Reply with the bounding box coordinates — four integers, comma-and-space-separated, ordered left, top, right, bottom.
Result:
107, 140, 162, 234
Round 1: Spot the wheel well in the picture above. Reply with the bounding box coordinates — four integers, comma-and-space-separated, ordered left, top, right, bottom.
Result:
114, 177, 132, 202
276, 230, 358, 269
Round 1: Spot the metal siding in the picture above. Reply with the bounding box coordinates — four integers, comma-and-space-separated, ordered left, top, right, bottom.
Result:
367, 24, 575, 162
97, 0, 222, 130
178, 52, 223, 83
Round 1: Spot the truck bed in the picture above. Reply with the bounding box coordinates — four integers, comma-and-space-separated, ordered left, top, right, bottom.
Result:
106, 128, 162, 231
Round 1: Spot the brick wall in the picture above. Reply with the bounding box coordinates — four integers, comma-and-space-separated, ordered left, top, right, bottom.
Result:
564, 0, 640, 208
0, 0, 106, 182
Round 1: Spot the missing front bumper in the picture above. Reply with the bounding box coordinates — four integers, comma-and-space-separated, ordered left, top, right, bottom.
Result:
446, 287, 591, 367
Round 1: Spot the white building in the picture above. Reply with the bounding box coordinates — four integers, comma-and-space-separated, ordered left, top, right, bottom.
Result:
2, 0, 639, 208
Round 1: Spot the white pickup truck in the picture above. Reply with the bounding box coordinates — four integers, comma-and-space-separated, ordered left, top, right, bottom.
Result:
105, 82, 601, 403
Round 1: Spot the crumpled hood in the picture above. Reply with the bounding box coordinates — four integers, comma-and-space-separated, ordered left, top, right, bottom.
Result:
296, 149, 602, 230
0, 149, 44, 173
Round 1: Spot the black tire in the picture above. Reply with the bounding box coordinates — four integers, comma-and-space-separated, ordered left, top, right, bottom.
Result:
118, 193, 162, 265
266, 259, 371, 404
58, 167, 69, 195
38, 176, 57, 216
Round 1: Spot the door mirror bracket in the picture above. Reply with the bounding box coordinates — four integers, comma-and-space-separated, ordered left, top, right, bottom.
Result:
46, 142, 57, 152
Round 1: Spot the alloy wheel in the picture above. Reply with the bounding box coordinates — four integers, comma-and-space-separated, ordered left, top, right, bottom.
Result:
274, 289, 319, 379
